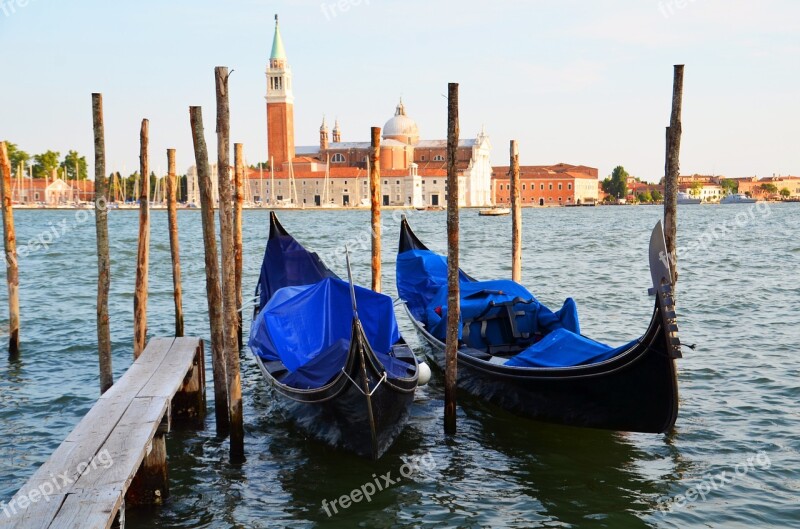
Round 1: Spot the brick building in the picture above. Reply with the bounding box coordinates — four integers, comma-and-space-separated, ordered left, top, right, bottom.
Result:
491, 163, 599, 206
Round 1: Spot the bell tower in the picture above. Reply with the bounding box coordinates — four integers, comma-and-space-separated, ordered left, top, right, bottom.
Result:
266, 15, 295, 167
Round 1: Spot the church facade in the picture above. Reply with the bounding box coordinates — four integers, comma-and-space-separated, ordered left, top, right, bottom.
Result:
254, 17, 493, 208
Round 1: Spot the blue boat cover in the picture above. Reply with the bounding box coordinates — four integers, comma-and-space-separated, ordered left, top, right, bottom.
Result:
397, 249, 627, 368
249, 277, 405, 388
256, 229, 336, 312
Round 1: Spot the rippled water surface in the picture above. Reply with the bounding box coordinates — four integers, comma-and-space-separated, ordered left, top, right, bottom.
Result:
1, 205, 798, 528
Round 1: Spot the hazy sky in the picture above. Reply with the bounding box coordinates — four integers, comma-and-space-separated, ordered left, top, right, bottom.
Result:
1, 0, 798, 181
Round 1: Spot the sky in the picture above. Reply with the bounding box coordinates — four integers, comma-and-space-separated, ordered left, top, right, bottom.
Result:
1, 0, 798, 182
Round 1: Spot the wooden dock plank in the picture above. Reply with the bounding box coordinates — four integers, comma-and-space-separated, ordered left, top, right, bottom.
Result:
137, 338, 200, 399
45, 489, 123, 529
3, 338, 203, 529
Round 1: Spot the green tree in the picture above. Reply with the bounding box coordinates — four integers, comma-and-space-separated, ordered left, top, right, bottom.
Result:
33, 150, 61, 179
604, 166, 629, 199
2, 141, 31, 172
638, 190, 652, 203
689, 181, 703, 197
780, 188, 791, 198
60, 150, 88, 180
760, 183, 778, 195
651, 189, 663, 201
720, 178, 738, 195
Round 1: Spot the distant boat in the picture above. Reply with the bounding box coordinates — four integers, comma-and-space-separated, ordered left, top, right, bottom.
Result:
478, 206, 511, 216
720, 193, 757, 204
677, 192, 701, 205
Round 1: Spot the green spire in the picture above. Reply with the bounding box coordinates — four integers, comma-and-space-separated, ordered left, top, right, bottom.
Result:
270, 14, 287, 60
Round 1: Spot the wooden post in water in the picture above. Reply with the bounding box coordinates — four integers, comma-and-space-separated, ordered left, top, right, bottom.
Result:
510, 140, 521, 283
0, 142, 19, 358
233, 143, 244, 349
664, 64, 684, 286
370, 127, 381, 292
444, 82, 460, 435
134, 119, 150, 359
166, 148, 184, 338
92, 94, 113, 392
190, 105, 230, 435
215, 67, 245, 462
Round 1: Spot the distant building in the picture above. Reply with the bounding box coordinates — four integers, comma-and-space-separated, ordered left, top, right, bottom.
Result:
9, 176, 94, 205
255, 17, 493, 208
491, 163, 599, 206
735, 175, 800, 198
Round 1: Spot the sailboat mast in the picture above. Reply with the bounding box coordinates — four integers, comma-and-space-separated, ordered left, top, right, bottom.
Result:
270, 156, 275, 206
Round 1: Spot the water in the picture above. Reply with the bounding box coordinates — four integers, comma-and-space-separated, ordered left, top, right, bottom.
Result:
1, 204, 798, 528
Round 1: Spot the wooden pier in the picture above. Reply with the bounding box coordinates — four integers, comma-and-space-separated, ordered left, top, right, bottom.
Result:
2, 337, 205, 529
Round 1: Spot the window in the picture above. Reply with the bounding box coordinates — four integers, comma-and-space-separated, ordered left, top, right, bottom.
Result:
522, 184, 526, 190
549, 184, 553, 190
558, 183, 562, 190
384, 180, 388, 185
331, 153, 346, 163
344, 180, 347, 184
433, 180, 437, 184
540, 184, 544, 190
421, 156, 426, 161
396, 180, 400, 185
568, 183, 572, 190
433, 155, 445, 161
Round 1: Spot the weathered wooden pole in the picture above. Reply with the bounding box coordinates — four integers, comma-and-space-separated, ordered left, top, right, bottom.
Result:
444, 82, 460, 435
370, 127, 381, 292
664, 64, 684, 285
190, 105, 230, 435
510, 140, 521, 283
0, 142, 19, 358
215, 67, 245, 462
166, 148, 184, 338
134, 119, 150, 359
92, 94, 113, 392
233, 143, 244, 349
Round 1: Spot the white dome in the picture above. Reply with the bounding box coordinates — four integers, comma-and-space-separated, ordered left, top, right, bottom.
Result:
383, 100, 419, 144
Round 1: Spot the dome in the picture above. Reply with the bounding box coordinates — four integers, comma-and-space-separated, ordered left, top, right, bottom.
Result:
383, 100, 419, 145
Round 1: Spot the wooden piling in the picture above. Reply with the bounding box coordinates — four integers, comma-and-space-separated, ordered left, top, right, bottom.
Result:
444, 82, 460, 435
215, 67, 245, 462
166, 148, 184, 338
233, 143, 244, 349
510, 140, 521, 283
664, 65, 684, 285
0, 142, 19, 357
189, 105, 230, 435
92, 94, 113, 392
370, 127, 381, 293
134, 119, 150, 359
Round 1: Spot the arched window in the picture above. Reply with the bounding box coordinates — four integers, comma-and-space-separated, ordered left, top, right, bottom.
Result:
331, 153, 346, 163
433, 155, 445, 162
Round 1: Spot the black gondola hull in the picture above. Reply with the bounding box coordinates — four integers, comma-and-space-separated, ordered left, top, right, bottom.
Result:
398, 216, 680, 434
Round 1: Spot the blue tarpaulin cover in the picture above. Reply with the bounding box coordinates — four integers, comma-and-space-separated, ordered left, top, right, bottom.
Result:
256, 230, 336, 312
249, 277, 405, 388
397, 248, 629, 368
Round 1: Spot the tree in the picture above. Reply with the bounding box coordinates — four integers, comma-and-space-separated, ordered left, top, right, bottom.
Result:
2, 141, 31, 172
60, 150, 88, 180
689, 181, 703, 198
638, 191, 652, 203
651, 189, 663, 201
760, 183, 778, 195
780, 188, 791, 199
604, 166, 629, 199
720, 178, 738, 195
33, 150, 61, 178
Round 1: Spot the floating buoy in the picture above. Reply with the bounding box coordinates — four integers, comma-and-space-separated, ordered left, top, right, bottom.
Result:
418, 361, 431, 386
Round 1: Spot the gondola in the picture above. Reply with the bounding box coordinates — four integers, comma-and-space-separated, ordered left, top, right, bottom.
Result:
396, 217, 682, 433
249, 212, 419, 459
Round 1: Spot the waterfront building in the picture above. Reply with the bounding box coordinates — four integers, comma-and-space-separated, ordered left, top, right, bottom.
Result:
491, 163, 599, 206
252, 17, 494, 208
